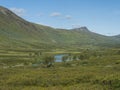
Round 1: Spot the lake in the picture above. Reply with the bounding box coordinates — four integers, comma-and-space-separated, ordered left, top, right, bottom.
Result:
54, 54, 65, 62
32, 54, 66, 67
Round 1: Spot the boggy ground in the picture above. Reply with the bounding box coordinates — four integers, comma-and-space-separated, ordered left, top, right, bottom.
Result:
0, 49, 120, 90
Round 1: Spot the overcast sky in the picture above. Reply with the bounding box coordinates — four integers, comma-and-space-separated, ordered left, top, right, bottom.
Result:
0, 0, 120, 36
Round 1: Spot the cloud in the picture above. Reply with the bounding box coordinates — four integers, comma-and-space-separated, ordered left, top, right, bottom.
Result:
72, 24, 81, 28
50, 12, 72, 20
65, 15, 72, 19
50, 12, 61, 17
10, 8, 26, 16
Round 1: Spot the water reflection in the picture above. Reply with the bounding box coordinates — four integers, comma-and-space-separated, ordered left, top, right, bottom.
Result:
55, 54, 67, 62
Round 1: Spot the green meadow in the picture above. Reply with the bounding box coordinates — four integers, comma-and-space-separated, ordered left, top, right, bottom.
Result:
0, 48, 120, 90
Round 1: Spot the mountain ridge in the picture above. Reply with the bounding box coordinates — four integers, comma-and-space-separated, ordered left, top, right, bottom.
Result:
0, 6, 120, 49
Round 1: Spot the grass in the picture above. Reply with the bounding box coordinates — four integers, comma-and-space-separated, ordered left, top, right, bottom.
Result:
0, 48, 120, 90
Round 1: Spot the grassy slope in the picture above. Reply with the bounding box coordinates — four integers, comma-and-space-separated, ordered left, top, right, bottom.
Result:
0, 6, 120, 49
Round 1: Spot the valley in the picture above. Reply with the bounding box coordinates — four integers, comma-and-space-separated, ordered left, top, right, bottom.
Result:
0, 6, 120, 90
0, 48, 120, 90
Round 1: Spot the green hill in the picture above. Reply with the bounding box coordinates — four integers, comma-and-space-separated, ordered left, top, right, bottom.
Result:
0, 6, 120, 49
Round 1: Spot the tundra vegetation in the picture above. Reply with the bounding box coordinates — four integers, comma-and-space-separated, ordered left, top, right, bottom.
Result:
0, 6, 120, 90
0, 48, 120, 90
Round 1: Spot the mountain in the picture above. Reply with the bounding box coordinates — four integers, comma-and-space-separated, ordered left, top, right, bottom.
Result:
114, 35, 120, 38
0, 6, 120, 49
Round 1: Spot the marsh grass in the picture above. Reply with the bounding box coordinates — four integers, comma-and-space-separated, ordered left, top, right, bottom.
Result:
0, 48, 120, 90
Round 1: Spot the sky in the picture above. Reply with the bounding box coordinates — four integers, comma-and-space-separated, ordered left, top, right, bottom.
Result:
0, 0, 120, 36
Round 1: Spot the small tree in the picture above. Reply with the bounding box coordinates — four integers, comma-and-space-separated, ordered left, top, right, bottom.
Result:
62, 55, 68, 63
42, 55, 55, 68
79, 54, 84, 60
72, 55, 78, 60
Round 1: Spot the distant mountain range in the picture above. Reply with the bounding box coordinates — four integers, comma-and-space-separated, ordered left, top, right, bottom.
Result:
0, 6, 120, 49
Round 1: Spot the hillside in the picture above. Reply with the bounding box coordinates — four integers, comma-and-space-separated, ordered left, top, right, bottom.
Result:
114, 35, 120, 38
0, 6, 120, 49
